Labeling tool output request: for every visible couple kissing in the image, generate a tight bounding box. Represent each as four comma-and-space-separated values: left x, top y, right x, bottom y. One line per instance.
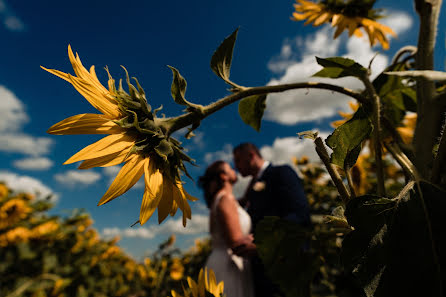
198, 143, 311, 297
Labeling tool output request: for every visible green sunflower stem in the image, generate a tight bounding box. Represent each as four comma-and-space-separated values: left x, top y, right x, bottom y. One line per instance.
362, 76, 386, 197
314, 137, 351, 204
164, 82, 366, 136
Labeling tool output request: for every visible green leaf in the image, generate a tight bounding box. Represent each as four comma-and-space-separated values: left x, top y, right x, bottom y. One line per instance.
341, 182, 446, 297
313, 57, 367, 79
255, 217, 316, 297
326, 107, 372, 168
238, 94, 267, 131
210, 28, 238, 84
167, 65, 190, 106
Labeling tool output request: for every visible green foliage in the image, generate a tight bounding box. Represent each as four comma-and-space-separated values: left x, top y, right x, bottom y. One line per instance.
237, 94, 267, 131
0, 185, 211, 297
210, 28, 239, 85
326, 107, 372, 168
313, 57, 367, 80
168, 65, 190, 107
255, 217, 316, 297
342, 182, 446, 296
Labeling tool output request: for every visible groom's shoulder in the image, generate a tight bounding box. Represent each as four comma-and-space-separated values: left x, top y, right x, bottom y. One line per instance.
266, 164, 298, 178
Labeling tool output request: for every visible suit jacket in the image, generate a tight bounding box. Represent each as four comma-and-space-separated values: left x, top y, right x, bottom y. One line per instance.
246, 164, 310, 232
245, 164, 311, 297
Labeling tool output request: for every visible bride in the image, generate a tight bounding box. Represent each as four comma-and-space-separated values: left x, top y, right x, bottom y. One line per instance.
198, 160, 255, 297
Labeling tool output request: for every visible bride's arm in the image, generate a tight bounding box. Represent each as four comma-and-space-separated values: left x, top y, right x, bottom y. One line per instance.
216, 194, 244, 248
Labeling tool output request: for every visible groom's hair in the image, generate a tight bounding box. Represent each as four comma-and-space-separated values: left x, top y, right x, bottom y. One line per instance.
233, 142, 262, 158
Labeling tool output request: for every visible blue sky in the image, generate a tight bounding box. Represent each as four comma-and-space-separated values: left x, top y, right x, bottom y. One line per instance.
0, 0, 444, 259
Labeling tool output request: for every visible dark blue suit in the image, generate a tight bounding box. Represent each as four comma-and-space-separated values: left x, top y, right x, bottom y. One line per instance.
246, 164, 310, 297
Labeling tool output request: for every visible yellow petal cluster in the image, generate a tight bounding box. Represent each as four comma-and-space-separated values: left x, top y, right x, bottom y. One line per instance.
292, 0, 396, 49
42, 46, 196, 226
171, 268, 224, 297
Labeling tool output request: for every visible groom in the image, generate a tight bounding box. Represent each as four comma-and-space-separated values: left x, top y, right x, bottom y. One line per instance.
232, 142, 311, 297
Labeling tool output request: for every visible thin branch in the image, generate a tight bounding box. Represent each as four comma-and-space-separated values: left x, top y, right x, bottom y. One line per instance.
344, 165, 356, 198
164, 81, 367, 134
392, 180, 415, 201
384, 141, 420, 181
314, 137, 351, 204
391, 45, 417, 64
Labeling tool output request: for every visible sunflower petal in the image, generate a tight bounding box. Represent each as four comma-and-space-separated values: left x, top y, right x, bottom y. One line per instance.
140, 159, 164, 225
64, 133, 134, 165
158, 179, 174, 223
47, 113, 123, 135
98, 154, 145, 205
68, 75, 120, 118
40, 67, 71, 83
78, 149, 131, 169
68, 45, 110, 96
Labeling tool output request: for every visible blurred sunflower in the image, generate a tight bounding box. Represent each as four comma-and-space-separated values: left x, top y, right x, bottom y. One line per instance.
42, 46, 196, 226
30, 220, 60, 237
170, 258, 185, 280
171, 268, 224, 297
0, 198, 32, 229
0, 226, 31, 247
292, 0, 396, 49
396, 113, 416, 144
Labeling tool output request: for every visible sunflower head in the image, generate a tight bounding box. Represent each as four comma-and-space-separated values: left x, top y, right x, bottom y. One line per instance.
43, 46, 197, 227
292, 0, 396, 49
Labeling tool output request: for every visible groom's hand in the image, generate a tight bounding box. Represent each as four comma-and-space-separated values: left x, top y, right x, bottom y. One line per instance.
232, 235, 256, 257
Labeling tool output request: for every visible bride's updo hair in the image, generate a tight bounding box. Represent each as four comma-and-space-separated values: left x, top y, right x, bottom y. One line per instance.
198, 160, 226, 208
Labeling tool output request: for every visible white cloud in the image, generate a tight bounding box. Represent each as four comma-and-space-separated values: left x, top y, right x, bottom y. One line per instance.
204, 143, 233, 164
0, 1, 25, 32
13, 157, 53, 170
0, 86, 53, 156
0, 85, 28, 132
0, 171, 59, 202
0, 134, 54, 156
54, 170, 101, 187
264, 11, 413, 126
380, 11, 413, 36
260, 133, 329, 165
103, 214, 209, 239
4, 16, 24, 31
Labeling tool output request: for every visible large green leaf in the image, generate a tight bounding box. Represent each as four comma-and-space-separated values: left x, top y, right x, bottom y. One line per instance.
341, 182, 446, 297
238, 94, 267, 131
326, 107, 372, 168
210, 28, 238, 84
255, 217, 316, 297
313, 57, 367, 79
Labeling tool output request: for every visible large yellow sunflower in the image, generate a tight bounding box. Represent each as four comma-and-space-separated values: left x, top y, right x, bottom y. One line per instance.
292, 0, 396, 49
42, 46, 196, 226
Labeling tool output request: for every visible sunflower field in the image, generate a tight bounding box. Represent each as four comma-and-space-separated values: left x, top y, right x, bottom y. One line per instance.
0, 183, 210, 297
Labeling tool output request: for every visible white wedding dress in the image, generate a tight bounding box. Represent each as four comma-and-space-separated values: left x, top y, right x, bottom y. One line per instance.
205, 191, 255, 297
